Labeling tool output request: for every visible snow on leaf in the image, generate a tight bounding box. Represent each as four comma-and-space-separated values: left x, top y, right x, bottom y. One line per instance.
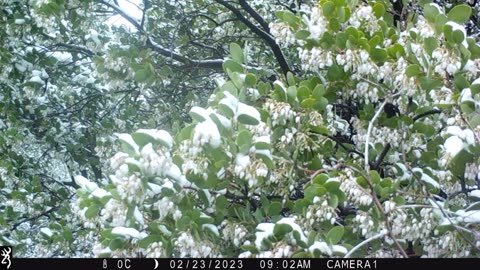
236, 102, 260, 125
166, 164, 182, 181
469, 190, 480, 199
444, 135, 464, 157
277, 217, 307, 243
411, 168, 440, 189
29, 76, 44, 84
455, 210, 480, 223
116, 133, 140, 155
190, 106, 210, 122
40, 228, 54, 237
134, 129, 173, 148
111, 227, 143, 239
332, 245, 348, 255
255, 222, 275, 249
202, 224, 219, 237
155, 130, 173, 148
193, 119, 222, 147
74, 175, 99, 193
445, 21, 468, 47
91, 188, 110, 198
133, 207, 144, 226
309, 241, 332, 256
420, 172, 440, 189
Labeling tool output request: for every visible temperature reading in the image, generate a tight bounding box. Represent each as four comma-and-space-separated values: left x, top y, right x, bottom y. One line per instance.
117, 259, 131, 269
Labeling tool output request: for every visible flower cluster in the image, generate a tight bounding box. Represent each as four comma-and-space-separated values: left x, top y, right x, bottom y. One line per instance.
390, 207, 439, 242
269, 22, 296, 47
305, 196, 337, 227
221, 221, 248, 247
256, 242, 294, 258
348, 5, 380, 35
174, 231, 217, 257
100, 199, 128, 227
325, 105, 350, 136
298, 48, 334, 72
303, 7, 327, 40
339, 169, 373, 206
110, 166, 145, 204
352, 211, 379, 238
409, 17, 435, 39
145, 242, 164, 258
233, 153, 268, 188
465, 163, 480, 183
424, 231, 472, 257
264, 99, 297, 127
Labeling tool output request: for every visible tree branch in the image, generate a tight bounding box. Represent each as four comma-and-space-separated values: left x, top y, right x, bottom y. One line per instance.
239, 0, 270, 32
413, 109, 441, 122
372, 143, 391, 171
344, 230, 388, 258
100, 0, 224, 70
214, 0, 291, 75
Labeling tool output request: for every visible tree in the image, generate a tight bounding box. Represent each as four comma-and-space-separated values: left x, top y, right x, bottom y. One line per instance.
1, 0, 480, 258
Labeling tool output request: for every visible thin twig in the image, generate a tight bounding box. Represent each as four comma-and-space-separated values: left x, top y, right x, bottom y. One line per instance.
363, 98, 408, 258
344, 230, 388, 258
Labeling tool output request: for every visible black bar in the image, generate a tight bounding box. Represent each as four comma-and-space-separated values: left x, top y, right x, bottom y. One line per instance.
2, 258, 479, 270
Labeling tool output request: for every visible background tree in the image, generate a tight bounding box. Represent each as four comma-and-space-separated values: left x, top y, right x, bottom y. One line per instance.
1, 0, 480, 257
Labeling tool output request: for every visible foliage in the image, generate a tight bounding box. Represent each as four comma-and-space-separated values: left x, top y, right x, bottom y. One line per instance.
1, 0, 480, 258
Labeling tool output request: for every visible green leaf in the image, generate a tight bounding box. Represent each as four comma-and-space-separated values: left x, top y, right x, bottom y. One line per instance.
312, 174, 328, 185
393, 196, 406, 205
297, 86, 310, 101
296, 30, 310, 40
449, 149, 474, 176
245, 74, 257, 87
336, 32, 348, 49
223, 59, 243, 73
405, 64, 422, 77
85, 204, 100, 219
176, 216, 191, 231
326, 226, 344, 245
283, 11, 299, 26
236, 129, 252, 148
292, 230, 307, 248
63, 227, 73, 242
134, 69, 148, 83
413, 122, 435, 137
454, 74, 470, 91
452, 29, 465, 44
273, 223, 293, 238
424, 37, 438, 55
322, 1, 335, 18
328, 194, 339, 208
138, 234, 163, 248
230, 43, 244, 63
287, 86, 297, 103
109, 238, 126, 250
447, 4, 471, 24
370, 48, 387, 63
255, 141, 271, 150
435, 14, 447, 35
215, 195, 228, 211
287, 72, 296, 86
373, 3, 385, 18
324, 181, 341, 193
328, 18, 340, 32
268, 202, 282, 216
424, 4, 440, 23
